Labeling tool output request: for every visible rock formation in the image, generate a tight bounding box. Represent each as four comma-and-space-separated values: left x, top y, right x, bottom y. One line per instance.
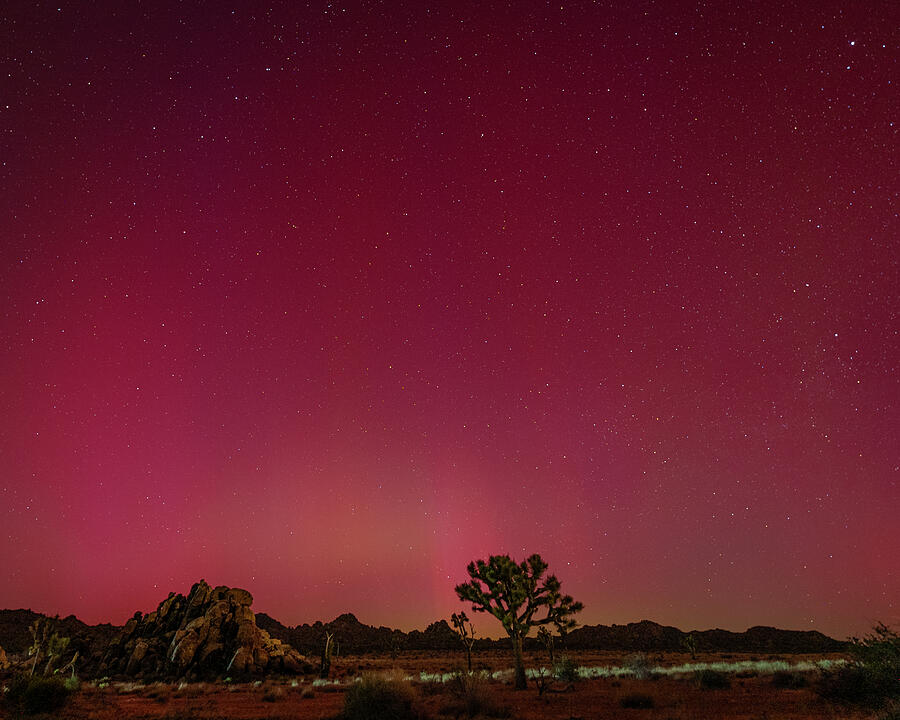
100, 580, 309, 679
0, 644, 9, 671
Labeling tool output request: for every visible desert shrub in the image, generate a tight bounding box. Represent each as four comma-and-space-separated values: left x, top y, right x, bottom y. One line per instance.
553, 653, 579, 683
441, 671, 510, 719
772, 670, 808, 689
144, 682, 171, 701
876, 701, 900, 720
626, 653, 653, 679
115, 681, 144, 694
343, 674, 426, 720
695, 669, 730, 689
3, 674, 71, 715
818, 664, 871, 705
262, 686, 284, 702
533, 667, 554, 696
620, 692, 655, 708
63, 675, 81, 691
174, 683, 204, 698
818, 623, 900, 709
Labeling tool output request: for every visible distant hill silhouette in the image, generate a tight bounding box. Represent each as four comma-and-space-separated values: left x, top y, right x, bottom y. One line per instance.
256, 612, 460, 655
563, 619, 844, 654
0, 608, 119, 660
1, 604, 846, 676
254, 613, 845, 656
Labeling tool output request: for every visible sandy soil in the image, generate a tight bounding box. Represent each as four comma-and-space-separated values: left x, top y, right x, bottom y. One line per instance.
1, 651, 880, 720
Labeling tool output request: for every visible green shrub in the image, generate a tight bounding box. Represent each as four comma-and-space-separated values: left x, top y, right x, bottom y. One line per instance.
343, 674, 426, 720
620, 692, 654, 708
818, 623, 900, 709
695, 669, 731, 689
3, 674, 71, 715
626, 653, 653, 679
553, 654, 579, 683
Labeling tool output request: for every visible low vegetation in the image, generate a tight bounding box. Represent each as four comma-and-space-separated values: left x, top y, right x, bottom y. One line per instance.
772, 669, 809, 688
2, 674, 71, 715
552, 653, 579, 683
817, 622, 900, 709
440, 671, 511, 718
695, 668, 731, 689
342, 673, 426, 720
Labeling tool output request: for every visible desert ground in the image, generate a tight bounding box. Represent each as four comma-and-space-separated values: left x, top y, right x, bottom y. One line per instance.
4, 649, 880, 720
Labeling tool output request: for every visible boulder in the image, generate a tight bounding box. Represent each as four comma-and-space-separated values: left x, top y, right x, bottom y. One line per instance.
100, 580, 307, 679
197, 641, 224, 665
170, 634, 199, 668
226, 646, 254, 674
125, 639, 149, 675
226, 588, 253, 607
0, 645, 8, 671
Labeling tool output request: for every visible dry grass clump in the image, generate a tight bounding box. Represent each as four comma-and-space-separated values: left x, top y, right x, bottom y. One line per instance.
173, 681, 209, 697
261, 684, 285, 702
143, 682, 172, 702
771, 669, 809, 688
695, 669, 731, 689
438, 672, 511, 719
342, 673, 428, 720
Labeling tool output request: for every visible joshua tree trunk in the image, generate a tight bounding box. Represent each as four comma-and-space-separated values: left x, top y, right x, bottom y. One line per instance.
465, 644, 472, 673
511, 631, 527, 690
320, 632, 334, 679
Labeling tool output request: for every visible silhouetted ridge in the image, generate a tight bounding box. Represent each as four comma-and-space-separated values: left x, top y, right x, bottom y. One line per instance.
1, 604, 846, 674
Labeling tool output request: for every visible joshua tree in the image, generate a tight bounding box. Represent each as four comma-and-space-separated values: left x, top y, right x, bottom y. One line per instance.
451, 611, 477, 672
27, 617, 72, 677
537, 626, 555, 665
58, 650, 79, 679
389, 632, 404, 661
682, 632, 698, 660
320, 631, 335, 679
43, 633, 70, 676
455, 553, 583, 690
28, 618, 49, 676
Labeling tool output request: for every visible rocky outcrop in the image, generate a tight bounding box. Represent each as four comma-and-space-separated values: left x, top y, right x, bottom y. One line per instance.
100, 580, 309, 679
0, 644, 9, 671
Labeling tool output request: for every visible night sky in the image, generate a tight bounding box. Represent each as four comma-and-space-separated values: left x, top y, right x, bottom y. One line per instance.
2, 0, 897, 641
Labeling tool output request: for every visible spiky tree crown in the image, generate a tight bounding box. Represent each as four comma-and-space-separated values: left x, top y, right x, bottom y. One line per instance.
454, 553, 583, 637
